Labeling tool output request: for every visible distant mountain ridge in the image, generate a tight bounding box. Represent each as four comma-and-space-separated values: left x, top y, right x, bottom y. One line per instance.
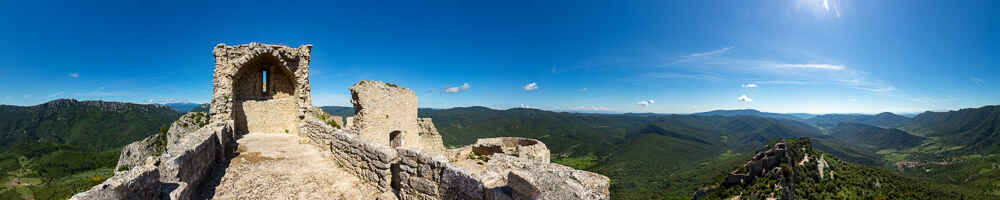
806, 112, 911, 129
693, 109, 812, 121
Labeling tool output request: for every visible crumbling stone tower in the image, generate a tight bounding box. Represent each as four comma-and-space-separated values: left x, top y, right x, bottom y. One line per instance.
210, 43, 314, 134
347, 80, 423, 149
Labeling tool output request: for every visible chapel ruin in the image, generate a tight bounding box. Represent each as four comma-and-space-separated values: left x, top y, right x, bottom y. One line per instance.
71, 43, 610, 200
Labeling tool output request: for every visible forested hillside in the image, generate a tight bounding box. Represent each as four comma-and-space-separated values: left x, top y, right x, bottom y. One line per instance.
0, 99, 180, 199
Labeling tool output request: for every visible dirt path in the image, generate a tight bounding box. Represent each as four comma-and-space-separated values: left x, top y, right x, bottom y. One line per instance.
201, 132, 379, 200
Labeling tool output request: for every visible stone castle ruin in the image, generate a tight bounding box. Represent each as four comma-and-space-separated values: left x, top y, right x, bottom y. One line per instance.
72, 43, 609, 200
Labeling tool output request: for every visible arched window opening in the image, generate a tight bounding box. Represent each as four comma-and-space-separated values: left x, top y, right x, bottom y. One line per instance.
390, 131, 402, 148
261, 69, 269, 95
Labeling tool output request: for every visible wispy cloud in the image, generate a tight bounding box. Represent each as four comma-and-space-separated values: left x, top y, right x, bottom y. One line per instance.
741, 83, 758, 88
637, 99, 655, 107
675, 47, 733, 63
579, 88, 588, 92
971, 77, 985, 86
523, 82, 539, 91
68, 73, 80, 78
444, 82, 471, 94
738, 94, 753, 102
644, 73, 723, 81
773, 64, 845, 70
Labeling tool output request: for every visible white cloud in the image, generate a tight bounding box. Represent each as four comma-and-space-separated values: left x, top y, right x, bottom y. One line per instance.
636, 99, 655, 107
68, 73, 79, 78
579, 88, 588, 92
738, 94, 753, 102
741, 83, 758, 88
444, 82, 471, 94
519, 104, 535, 109
523, 82, 539, 91
773, 64, 845, 70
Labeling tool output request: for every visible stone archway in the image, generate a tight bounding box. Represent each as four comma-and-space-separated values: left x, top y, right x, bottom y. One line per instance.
389, 130, 402, 148
211, 43, 313, 135
232, 54, 299, 134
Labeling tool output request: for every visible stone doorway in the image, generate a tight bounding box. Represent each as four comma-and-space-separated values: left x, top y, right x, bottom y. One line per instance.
389, 131, 402, 148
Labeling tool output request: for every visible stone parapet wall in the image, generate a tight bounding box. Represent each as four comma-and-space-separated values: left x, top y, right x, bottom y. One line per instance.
301, 115, 397, 193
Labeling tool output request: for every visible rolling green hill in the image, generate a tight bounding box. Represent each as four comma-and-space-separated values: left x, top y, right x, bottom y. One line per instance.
0, 99, 180, 200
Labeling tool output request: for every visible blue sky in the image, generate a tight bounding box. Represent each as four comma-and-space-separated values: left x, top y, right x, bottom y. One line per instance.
1, 0, 997, 114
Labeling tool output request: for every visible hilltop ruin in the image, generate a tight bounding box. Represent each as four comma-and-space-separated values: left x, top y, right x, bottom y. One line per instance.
72, 43, 609, 200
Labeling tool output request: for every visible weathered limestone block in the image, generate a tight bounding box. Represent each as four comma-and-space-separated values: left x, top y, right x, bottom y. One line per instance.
70, 162, 160, 200
349, 80, 421, 149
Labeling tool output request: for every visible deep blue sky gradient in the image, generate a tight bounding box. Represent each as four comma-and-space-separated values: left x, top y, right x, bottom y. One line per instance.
2, 0, 997, 114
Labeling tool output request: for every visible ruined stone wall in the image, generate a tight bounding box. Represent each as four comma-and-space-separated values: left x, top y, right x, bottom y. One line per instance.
300, 115, 397, 195
417, 118, 446, 154
73, 120, 236, 200
395, 148, 486, 200
211, 43, 313, 132
236, 97, 299, 134
349, 80, 421, 149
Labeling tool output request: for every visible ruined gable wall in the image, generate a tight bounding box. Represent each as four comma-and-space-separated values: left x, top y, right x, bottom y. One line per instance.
210, 43, 313, 126
349, 80, 421, 149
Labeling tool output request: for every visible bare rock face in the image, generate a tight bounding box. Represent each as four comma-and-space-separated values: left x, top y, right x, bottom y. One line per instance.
71, 161, 161, 200
167, 112, 209, 150
115, 134, 159, 174
349, 80, 421, 149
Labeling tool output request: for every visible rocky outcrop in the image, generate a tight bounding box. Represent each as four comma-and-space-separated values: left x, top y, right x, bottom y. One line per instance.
722, 142, 788, 186
167, 112, 210, 150
115, 134, 159, 174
